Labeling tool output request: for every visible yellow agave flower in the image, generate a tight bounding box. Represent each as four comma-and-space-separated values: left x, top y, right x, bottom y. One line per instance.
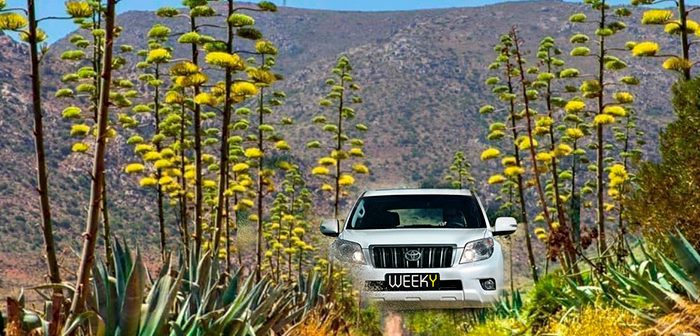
170, 61, 199, 76
139, 177, 157, 187
487, 174, 506, 185
0, 13, 27, 31
504, 166, 525, 177
555, 144, 573, 157
70, 124, 90, 137
593, 114, 615, 125
176, 73, 208, 87
164, 91, 184, 104
311, 166, 330, 175
154, 159, 172, 170
255, 40, 278, 55
71, 142, 89, 153
614, 92, 634, 104
608, 188, 620, 199
339, 174, 355, 186
275, 140, 290, 150
205, 52, 244, 70
565, 128, 584, 139
480, 148, 501, 161
125, 163, 145, 174
641, 9, 673, 25
349, 148, 364, 157
604, 105, 627, 117
536, 152, 553, 162
319, 157, 337, 166
239, 199, 254, 208
665, 19, 699, 35
244, 147, 263, 158
352, 163, 369, 174
564, 100, 586, 114
232, 163, 249, 173
662, 57, 692, 71
146, 48, 171, 64
232, 81, 258, 96
501, 156, 517, 167
194, 92, 217, 106
158, 176, 174, 186
65, 1, 93, 18
143, 151, 161, 162
631, 41, 659, 57
518, 138, 538, 151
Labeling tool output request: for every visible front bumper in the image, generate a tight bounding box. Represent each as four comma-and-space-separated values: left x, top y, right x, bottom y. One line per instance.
349, 251, 504, 309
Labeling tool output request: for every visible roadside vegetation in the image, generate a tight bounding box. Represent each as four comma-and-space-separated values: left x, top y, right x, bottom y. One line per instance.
0, 0, 699, 334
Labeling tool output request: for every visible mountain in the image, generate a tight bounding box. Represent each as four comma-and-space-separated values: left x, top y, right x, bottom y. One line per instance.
0, 0, 679, 290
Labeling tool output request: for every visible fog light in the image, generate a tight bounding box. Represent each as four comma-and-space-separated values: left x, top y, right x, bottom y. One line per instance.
480, 278, 496, 291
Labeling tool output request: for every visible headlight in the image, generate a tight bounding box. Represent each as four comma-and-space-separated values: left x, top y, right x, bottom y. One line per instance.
460, 238, 494, 263
332, 239, 366, 264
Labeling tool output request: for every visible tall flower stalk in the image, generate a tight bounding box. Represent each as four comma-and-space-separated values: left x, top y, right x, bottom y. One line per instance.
69, 0, 118, 316
568, 0, 636, 258
482, 34, 539, 282
0, 0, 65, 292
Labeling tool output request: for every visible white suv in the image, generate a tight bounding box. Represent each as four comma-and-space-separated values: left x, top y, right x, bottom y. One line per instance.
320, 189, 517, 309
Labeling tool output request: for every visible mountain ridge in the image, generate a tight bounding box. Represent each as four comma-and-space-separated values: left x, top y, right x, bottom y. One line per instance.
0, 0, 678, 291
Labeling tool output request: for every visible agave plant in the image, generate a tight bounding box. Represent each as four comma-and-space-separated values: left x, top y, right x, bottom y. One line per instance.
171, 250, 325, 335
600, 232, 700, 321
3, 240, 326, 336
63, 240, 182, 336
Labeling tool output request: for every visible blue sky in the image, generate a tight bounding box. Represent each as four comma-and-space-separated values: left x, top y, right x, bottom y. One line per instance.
4, 0, 646, 43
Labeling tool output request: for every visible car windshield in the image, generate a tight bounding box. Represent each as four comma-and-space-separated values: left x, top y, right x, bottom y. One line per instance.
347, 194, 487, 230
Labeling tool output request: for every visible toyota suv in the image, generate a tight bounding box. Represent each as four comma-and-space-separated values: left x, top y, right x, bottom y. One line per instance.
320, 189, 517, 309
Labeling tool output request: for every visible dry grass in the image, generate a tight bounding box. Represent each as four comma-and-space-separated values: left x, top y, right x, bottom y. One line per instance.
287, 310, 339, 336
547, 305, 642, 336
286, 306, 355, 336
637, 300, 700, 336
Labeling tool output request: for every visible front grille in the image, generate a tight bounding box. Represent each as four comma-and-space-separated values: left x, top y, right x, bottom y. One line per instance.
371, 246, 454, 268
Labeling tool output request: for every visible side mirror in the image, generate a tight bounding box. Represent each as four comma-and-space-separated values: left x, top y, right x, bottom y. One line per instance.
320, 219, 340, 237
493, 217, 517, 236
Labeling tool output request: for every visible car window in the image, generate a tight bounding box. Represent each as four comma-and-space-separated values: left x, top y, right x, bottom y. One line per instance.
348, 194, 486, 229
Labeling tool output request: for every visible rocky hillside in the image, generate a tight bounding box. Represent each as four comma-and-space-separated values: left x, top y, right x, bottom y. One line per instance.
0, 0, 680, 286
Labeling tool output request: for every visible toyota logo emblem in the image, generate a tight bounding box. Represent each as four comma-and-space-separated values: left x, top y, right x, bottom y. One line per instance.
404, 249, 421, 262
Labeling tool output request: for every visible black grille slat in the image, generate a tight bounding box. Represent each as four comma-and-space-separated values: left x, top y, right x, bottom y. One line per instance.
372, 246, 453, 269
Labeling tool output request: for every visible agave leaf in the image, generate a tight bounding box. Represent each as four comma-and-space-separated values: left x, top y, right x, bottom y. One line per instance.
141, 268, 183, 336
600, 281, 656, 323
215, 276, 257, 329
93, 260, 118, 335
63, 311, 106, 336
118, 252, 146, 336
260, 291, 297, 333
565, 278, 593, 305
627, 268, 676, 313
221, 269, 241, 306
29, 283, 76, 295
114, 240, 131, 302
669, 232, 700, 285
660, 254, 699, 300
157, 252, 172, 279
513, 289, 523, 311
169, 322, 185, 336
195, 251, 212, 295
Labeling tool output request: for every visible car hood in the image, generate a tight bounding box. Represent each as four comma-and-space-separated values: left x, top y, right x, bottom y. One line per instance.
339, 228, 490, 248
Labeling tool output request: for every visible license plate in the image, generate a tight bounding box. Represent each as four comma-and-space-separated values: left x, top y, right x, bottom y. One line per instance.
384, 273, 440, 291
